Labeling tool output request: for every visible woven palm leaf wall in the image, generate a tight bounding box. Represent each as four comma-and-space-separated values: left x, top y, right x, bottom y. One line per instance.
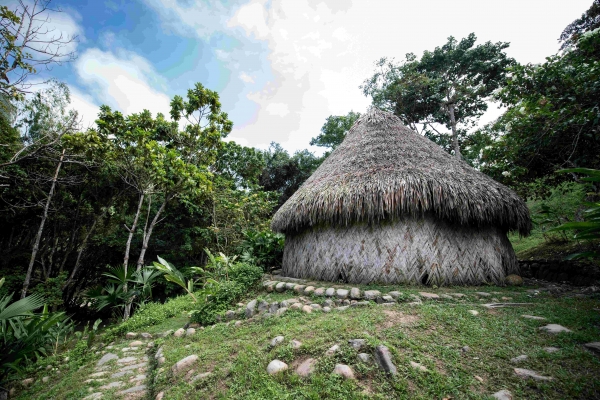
282, 214, 518, 285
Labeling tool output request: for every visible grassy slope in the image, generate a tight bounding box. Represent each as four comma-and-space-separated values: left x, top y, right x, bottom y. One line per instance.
16, 284, 600, 400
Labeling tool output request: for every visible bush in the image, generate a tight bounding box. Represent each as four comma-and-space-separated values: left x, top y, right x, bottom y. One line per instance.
191, 262, 262, 325
238, 230, 284, 270
104, 294, 195, 338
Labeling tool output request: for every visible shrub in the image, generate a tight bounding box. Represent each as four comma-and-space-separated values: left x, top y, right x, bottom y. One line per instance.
238, 230, 284, 270
191, 262, 263, 325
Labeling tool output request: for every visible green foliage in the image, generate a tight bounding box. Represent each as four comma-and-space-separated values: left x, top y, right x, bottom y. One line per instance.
259, 143, 322, 207
239, 230, 285, 270
552, 168, 600, 259
190, 262, 262, 325
362, 33, 515, 157
485, 26, 600, 193
310, 111, 361, 153
103, 293, 197, 339
559, 0, 600, 50
152, 256, 198, 302
0, 286, 72, 384
32, 273, 67, 309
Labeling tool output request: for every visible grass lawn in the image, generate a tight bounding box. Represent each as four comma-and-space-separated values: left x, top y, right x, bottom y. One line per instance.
15, 283, 600, 400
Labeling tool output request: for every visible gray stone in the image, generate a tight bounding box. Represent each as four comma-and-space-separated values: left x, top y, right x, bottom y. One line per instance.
314, 287, 326, 296
461, 346, 470, 353
381, 295, 395, 302
97, 353, 118, 367
452, 293, 466, 298
20, 378, 34, 387
126, 332, 138, 339
225, 310, 236, 321
120, 362, 148, 371
492, 389, 513, 400
510, 355, 528, 363
304, 286, 315, 295
89, 372, 108, 378
357, 353, 372, 363
172, 355, 198, 375
419, 292, 440, 300
544, 347, 560, 353
584, 342, 600, 352
257, 300, 269, 313
117, 385, 146, 395
468, 310, 479, 316
323, 299, 333, 307
186, 328, 196, 336
275, 282, 286, 292
189, 372, 212, 383
131, 374, 146, 382
263, 280, 276, 287
350, 287, 361, 299
294, 285, 306, 294
111, 370, 134, 379
374, 345, 397, 375
285, 282, 296, 290
267, 359, 288, 375
99, 381, 123, 390
286, 298, 299, 304
475, 292, 491, 297
140, 332, 152, 339
270, 335, 285, 347
342, 299, 351, 306
325, 288, 336, 297
83, 393, 102, 399
291, 340, 302, 349
246, 299, 257, 318
337, 289, 349, 299
388, 291, 402, 299
332, 364, 355, 379
269, 303, 279, 313
322, 306, 331, 312
351, 301, 370, 307
280, 300, 289, 308
290, 302, 302, 310
409, 361, 428, 372
174, 328, 185, 337
514, 368, 552, 381
363, 290, 381, 300
130, 340, 144, 346
156, 391, 165, 400
522, 315, 546, 320
302, 305, 313, 313
310, 304, 322, 310
296, 358, 317, 377
117, 356, 138, 364
337, 306, 349, 311
348, 339, 367, 350
275, 307, 288, 316
539, 324, 572, 334
440, 294, 454, 300
326, 344, 340, 356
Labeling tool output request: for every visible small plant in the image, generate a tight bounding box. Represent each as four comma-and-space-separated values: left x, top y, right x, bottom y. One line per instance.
152, 256, 200, 302
238, 229, 284, 270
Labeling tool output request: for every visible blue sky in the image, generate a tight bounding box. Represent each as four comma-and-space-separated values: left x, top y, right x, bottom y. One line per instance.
11, 0, 593, 153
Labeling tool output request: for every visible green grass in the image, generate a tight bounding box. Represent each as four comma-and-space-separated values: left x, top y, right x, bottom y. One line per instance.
14, 283, 600, 400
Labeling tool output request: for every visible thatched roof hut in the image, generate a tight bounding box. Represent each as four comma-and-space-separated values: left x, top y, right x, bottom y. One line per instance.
271, 108, 531, 285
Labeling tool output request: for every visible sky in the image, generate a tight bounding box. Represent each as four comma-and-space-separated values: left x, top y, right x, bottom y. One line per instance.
10, 0, 592, 154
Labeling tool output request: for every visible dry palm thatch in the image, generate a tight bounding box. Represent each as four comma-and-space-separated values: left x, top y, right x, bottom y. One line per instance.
271, 108, 531, 236
272, 108, 531, 285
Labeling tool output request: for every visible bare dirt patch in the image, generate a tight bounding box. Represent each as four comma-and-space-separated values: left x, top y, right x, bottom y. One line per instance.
377, 310, 420, 330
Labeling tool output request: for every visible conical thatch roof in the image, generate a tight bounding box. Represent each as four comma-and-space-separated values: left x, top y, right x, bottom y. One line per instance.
271, 108, 531, 236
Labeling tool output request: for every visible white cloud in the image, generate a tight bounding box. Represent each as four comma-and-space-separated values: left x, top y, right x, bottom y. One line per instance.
75, 48, 171, 117
69, 87, 100, 131
265, 102, 289, 117
146, 0, 592, 152
227, 0, 269, 39
239, 72, 255, 84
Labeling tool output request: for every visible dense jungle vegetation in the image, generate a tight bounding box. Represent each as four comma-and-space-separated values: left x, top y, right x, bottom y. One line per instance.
0, 0, 598, 391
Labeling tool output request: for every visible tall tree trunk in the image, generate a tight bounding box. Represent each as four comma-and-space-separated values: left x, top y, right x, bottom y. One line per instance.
122, 192, 145, 320
63, 214, 100, 289
136, 195, 169, 272
447, 104, 462, 160
21, 149, 65, 299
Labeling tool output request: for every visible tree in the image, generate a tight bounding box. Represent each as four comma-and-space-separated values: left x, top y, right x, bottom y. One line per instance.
310, 111, 361, 153
559, 0, 600, 50
483, 24, 600, 195
362, 33, 515, 159
259, 143, 321, 208
1, 1, 77, 100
